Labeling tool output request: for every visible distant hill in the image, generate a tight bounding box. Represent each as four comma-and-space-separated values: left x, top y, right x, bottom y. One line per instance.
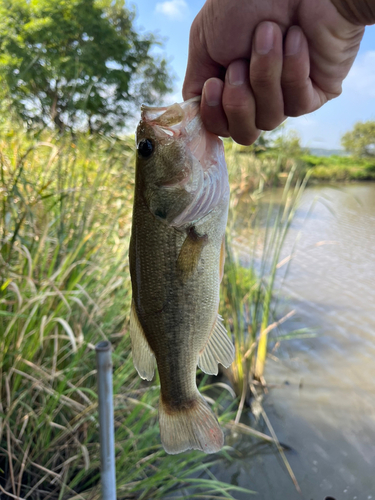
307, 148, 348, 157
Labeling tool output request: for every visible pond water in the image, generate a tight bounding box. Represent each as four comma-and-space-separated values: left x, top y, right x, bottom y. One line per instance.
218, 182, 375, 500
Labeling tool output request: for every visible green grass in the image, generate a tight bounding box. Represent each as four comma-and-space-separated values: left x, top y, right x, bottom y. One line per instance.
0, 125, 257, 499
220, 164, 312, 399
224, 137, 375, 184
302, 154, 375, 181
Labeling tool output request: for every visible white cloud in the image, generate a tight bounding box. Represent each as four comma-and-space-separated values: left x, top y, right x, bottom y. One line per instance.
155, 0, 189, 21
343, 51, 375, 98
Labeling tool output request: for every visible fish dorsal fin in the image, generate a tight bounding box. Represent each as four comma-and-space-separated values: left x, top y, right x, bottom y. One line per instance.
198, 315, 234, 376
129, 301, 155, 381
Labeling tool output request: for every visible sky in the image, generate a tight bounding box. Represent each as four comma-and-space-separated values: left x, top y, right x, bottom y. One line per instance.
133, 0, 375, 150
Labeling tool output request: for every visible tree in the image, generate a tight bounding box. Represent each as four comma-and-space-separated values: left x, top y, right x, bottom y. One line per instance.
271, 129, 303, 158
0, 0, 172, 133
341, 121, 375, 158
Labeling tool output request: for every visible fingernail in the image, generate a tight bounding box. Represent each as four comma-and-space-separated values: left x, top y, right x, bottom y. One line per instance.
204, 79, 222, 106
285, 27, 302, 56
228, 61, 246, 86
255, 22, 274, 55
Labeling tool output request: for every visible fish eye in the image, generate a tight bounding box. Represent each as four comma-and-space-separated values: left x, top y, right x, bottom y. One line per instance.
137, 138, 154, 158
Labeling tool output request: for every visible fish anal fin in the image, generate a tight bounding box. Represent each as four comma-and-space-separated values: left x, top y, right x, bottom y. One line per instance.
129, 301, 155, 381
198, 314, 234, 376
159, 393, 224, 454
177, 226, 208, 282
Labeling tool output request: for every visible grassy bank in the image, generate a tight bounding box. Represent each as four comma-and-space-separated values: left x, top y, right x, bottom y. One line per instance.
302, 154, 375, 181
224, 135, 375, 184
0, 126, 256, 499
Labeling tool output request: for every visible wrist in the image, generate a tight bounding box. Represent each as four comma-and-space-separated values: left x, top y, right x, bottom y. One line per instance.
330, 0, 375, 25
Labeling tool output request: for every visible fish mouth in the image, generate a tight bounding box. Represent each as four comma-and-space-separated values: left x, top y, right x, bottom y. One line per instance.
140, 97, 201, 140
141, 96, 201, 118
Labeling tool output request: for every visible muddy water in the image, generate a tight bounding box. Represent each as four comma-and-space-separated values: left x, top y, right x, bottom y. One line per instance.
219, 183, 375, 500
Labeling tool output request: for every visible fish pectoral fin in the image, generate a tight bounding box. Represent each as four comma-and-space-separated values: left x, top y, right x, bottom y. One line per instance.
176, 226, 208, 282
198, 314, 235, 376
129, 301, 155, 381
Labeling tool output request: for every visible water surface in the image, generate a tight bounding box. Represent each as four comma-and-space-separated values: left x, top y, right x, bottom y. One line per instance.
220, 182, 375, 499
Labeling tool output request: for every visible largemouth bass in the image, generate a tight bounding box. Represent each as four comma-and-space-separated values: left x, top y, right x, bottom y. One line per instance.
129, 96, 234, 454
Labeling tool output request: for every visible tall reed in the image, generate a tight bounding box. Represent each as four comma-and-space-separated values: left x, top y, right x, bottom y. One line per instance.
221, 148, 311, 397
0, 125, 253, 499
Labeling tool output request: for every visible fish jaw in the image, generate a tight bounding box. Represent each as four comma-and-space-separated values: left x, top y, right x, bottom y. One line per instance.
136, 97, 229, 228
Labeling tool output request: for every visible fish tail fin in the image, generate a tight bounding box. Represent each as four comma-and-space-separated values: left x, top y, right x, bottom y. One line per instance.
159, 393, 224, 454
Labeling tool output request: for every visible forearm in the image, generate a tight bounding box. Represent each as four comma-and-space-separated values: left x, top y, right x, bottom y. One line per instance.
330, 0, 375, 25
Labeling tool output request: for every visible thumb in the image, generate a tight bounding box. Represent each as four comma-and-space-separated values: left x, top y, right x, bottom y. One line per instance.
182, 19, 224, 100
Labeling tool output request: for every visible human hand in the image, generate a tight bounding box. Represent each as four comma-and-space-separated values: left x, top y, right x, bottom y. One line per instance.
182, 0, 368, 145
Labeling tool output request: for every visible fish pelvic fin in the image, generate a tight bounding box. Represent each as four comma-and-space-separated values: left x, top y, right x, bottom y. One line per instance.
159, 393, 224, 454
129, 301, 155, 381
198, 314, 235, 376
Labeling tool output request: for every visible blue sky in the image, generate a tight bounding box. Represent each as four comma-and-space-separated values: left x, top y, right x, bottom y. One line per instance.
134, 0, 375, 149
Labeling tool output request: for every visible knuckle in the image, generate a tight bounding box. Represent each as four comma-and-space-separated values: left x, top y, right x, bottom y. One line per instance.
281, 74, 305, 89
256, 116, 284, 131
231, 129, 260, 146
283, 100, 311, 117
222, 92, 259, 144
209, 122, 230, 137
322, 86, 342, 101
189, 14, 208, 53
250, 69, 276, 90
189, 15, 202, 40
281, 81, 313, 116
223, 101, 249, 116
202, 113, 229, 138
181, 81, 189, 100
284, 106, 306, 118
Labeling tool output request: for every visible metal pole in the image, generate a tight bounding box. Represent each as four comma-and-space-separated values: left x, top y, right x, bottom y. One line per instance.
96, 340, 116, 500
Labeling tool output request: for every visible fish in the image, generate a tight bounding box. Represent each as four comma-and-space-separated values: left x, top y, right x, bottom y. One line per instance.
129, 96, 234, 455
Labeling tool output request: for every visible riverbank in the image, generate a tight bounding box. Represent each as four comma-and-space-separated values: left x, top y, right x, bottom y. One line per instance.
224, 141, 375, 206
302, 154, 375, 182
